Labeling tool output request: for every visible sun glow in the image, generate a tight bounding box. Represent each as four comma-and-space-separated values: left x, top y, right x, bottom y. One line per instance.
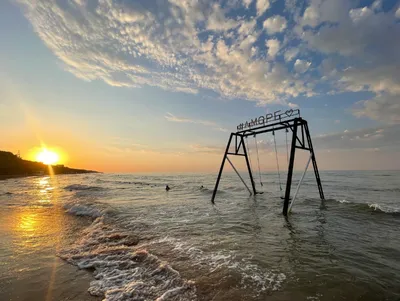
36, 149, 60, 165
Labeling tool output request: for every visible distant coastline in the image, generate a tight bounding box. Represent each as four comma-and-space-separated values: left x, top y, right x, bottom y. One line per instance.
0, 150, 98, 180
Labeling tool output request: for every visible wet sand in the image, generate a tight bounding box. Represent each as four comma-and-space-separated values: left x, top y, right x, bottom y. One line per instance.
0, 200, 99, 301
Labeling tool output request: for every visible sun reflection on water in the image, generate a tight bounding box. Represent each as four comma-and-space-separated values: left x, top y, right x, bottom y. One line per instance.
38, 177, 50, 186
0, 175, 90, 300
18, 213, 38, 232
35, 176, 56, 205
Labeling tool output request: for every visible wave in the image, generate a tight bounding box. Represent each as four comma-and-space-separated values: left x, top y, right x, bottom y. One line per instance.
64, 184, 106, 191
95, 178, 159, 187
63, 200, 105, 218
330, 199, 399, 215
142, 236, 286, 294
368, 203, 400, 214
58, 217, 196, 301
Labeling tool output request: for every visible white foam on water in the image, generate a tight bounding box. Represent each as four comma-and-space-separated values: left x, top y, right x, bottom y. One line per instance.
307, 293, 323, 300
142, 236, 286, 294
64, 184, 105, 191
58, 217, 197, 301
238, 262, 286, 292
63, 200, 103, 218
333, 199, 399, 214
368, 203, 399, 213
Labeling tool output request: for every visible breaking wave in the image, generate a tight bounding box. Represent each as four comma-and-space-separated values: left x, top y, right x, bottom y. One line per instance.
60, 203, 197, 300
63, 200, 105, 218
331, 199, 399, 215
64, 184, 106, 191
142, 236, 286, 294
368, 203, 400, 214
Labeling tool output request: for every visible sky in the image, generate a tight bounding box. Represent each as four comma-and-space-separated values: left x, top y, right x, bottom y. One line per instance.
0, 0, 399, 172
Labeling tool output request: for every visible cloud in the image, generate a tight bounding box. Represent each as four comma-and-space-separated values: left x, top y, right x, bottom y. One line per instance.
13, 0, 400, 122
301, 5, 319, 27
206, 4, 238, 31
288, 102, 299, 108
266, 39, 280, 58
349, 7, 373, 23
256, 0, 270, 16
16, 0, 316, 106
263, 15, 287, 34
300, 2, 400, 96
300, 0, 351, 28
165, 112, 228, 132
284, 47, 299, 62
353, 93, 400, 124
296, 0, 400, 123
314, 124, 400, 151
294, 59, 311, 73
189, 144, 224, 154
396, 7, 400, 18
243, 0, 253, 9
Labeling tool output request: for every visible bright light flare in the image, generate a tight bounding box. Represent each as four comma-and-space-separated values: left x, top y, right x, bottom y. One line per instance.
36, 149, 59, 165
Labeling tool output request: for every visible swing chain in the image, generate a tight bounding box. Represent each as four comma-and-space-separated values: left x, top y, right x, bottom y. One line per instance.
253, 134, 263, 187
245, 136, 253, 174
273, 127, 283, 196
285, 128, 289, 164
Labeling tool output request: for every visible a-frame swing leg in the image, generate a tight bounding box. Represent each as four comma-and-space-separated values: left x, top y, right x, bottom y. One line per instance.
241, 136, 257, 195
283, 119, 298, 216
211, 134, 233, 204
211, 134, 257, 204
304, 122, 325, 200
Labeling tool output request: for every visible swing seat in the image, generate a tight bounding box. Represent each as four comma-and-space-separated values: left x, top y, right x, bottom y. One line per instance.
255, 191, 264, 194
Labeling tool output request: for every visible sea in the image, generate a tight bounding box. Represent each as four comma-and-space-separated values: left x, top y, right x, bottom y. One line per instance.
0, 171, 399, 301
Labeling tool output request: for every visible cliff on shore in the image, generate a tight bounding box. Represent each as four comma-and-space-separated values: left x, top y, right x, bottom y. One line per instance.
0, 150, 98, 179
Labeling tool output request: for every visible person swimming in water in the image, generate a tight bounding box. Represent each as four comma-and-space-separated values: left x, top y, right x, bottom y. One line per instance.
166, 185, 170, 191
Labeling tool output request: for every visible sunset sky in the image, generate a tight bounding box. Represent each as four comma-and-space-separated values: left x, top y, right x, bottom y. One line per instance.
1, 0, 399, 172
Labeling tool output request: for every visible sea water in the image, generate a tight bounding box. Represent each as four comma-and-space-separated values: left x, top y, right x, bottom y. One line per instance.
0, 171, 399, 300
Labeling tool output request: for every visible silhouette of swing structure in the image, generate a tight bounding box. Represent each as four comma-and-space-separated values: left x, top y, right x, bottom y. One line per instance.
211, 111, 324, 216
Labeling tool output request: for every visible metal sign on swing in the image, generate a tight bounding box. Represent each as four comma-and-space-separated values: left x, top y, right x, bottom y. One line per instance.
237, 109, 300, 131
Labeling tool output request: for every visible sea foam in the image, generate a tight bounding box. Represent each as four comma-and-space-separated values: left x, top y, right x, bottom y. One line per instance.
64, 184, 105, 191
58, 217, 197, 300
63, 200, 104, 218
141, 236, 287, 294
368, 203, 399, 214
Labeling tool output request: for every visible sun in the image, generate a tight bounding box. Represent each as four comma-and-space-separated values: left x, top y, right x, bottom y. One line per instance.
36, 149, 59, 165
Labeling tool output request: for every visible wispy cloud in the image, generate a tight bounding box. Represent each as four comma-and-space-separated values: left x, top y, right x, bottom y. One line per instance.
189, 144, 224, 154
353, 93, 400, 124
313, 125, 400, 151
288, 102, 299, 108
165, 112, 228, 132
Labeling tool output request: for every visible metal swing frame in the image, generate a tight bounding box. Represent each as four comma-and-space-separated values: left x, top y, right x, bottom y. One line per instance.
211, 117, 325, 216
